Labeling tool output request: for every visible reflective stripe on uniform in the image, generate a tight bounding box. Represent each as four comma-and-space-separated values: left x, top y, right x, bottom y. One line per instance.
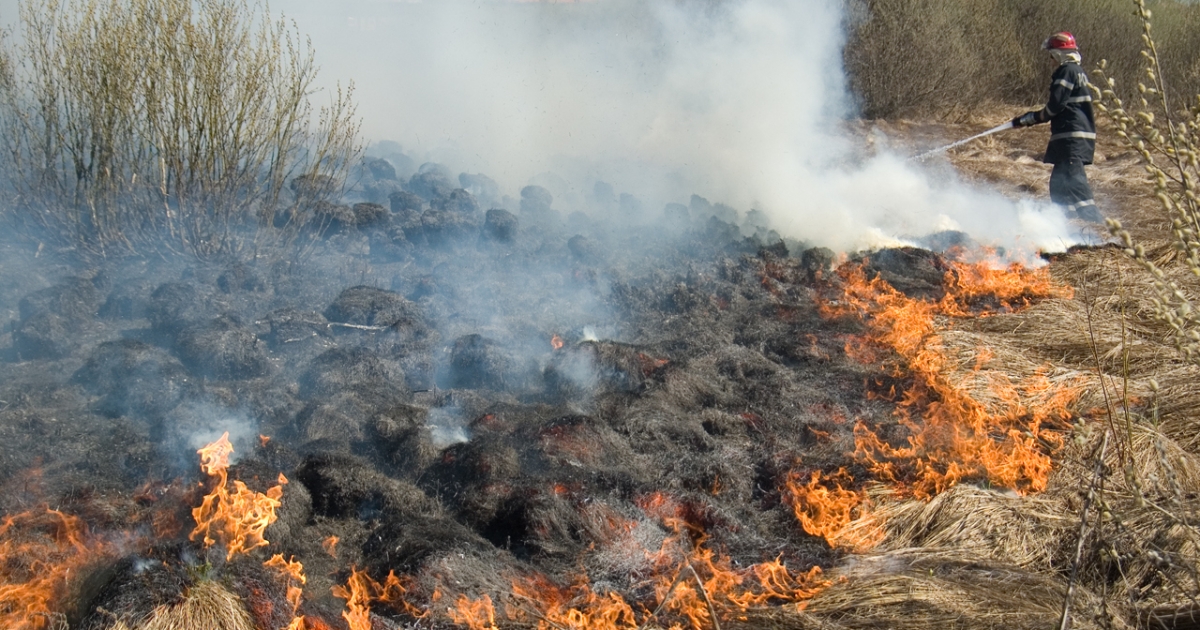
1065, 200, 1097, 211
1050, 131, 1096, 141
1054, 79, 1075, 89
1066, 95, 1092, 103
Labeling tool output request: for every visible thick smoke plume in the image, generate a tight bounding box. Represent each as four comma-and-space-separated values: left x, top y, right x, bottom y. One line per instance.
291, 0, 1084, 256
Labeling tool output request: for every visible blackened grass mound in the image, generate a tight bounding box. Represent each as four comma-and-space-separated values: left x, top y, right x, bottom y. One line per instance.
74, 339, 193, 420
855, 246, 952, 301
176, 315, 272, 380
324, 286, 425, 330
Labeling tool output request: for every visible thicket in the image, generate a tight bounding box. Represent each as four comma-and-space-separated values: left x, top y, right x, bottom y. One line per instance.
845, 0, 1200, 119
0, 0, 361, 257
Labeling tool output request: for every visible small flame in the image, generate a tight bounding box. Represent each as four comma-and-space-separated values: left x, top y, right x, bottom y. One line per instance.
190, 432, 287, 560
197, 432, 235, 476
322, 535, 339, 557
551, 334, 565, 350
636, 352, 670, 376
259, 434, 271, 447
323, 494, 833, 630
265, 554, 307, 630
333, 566, 427, 630
449, 594, 498, 630
495, 507, 832, 630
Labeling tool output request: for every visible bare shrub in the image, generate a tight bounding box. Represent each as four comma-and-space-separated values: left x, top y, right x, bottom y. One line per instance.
0, 0, 361, 257
1098, 1, 1200, 365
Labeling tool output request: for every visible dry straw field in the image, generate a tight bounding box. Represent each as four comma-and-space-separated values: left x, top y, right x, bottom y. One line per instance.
837, 2, 1200, 627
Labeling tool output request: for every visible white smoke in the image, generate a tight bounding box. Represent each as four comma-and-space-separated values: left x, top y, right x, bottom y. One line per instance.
0, 0, 1090, 256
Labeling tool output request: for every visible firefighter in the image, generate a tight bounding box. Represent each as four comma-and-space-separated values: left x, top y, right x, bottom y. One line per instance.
1012, 32, 1103, 223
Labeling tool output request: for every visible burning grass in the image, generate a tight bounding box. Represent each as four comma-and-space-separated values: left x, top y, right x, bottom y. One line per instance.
191, 432, 288, 561
782, 469, 882, 552
820, 259, 1081, 499
441, 525, 834, 630
0, 112, 1196, 630
0, 508, 108, 630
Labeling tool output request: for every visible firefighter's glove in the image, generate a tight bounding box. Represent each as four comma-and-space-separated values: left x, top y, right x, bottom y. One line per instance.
1011, 112, 1038, 128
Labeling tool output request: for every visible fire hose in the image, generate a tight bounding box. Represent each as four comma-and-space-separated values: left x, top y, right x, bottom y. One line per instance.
909, 120, 1014, 161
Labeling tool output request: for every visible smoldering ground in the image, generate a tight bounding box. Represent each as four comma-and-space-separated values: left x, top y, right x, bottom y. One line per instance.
0, 166, 894, 627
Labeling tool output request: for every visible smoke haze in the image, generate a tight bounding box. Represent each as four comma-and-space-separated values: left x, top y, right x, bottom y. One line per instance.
283, 0, 1088, 256
0, 0, 1089, 255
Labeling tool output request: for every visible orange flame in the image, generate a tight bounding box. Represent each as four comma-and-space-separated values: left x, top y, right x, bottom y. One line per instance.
508, 575, 638, 630
498, 523, 832, 630
334, 495, 833, 630
636, 352, 670, 376
190, 432, 287, 559
449, 594, 498, 630
265, 554, 307, 630
322, 535, 339, 558
333, 566, 427, 630
782, 469, 882, 551
822, 262, 1079, 499
0, 508, 107, 630
551, 334, 565, 350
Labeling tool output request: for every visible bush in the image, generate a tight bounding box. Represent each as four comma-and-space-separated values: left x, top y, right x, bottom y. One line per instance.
1099, 1, 1200, 365
846, 0, 1200, 118
0, 0, 361, 256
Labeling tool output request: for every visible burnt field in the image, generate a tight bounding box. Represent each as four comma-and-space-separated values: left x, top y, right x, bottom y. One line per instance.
0, 153, 1197, 630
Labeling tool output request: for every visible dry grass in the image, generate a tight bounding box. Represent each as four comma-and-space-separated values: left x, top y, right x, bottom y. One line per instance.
785, 108, 1200, 628
862, 483, 1074, 571
807, 550, 1125, 630
105, 580, 255, 630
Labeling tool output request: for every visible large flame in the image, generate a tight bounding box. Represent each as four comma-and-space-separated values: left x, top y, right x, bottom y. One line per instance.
0, 508, 106, 630
822, 260, 1079, 499
190, 432, 287, 560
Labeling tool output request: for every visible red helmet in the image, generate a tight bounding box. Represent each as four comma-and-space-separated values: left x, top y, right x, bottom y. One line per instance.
1042, 32, 1078, 50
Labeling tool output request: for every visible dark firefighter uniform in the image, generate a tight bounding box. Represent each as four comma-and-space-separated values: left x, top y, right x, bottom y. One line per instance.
1013, 35, 1102, 223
